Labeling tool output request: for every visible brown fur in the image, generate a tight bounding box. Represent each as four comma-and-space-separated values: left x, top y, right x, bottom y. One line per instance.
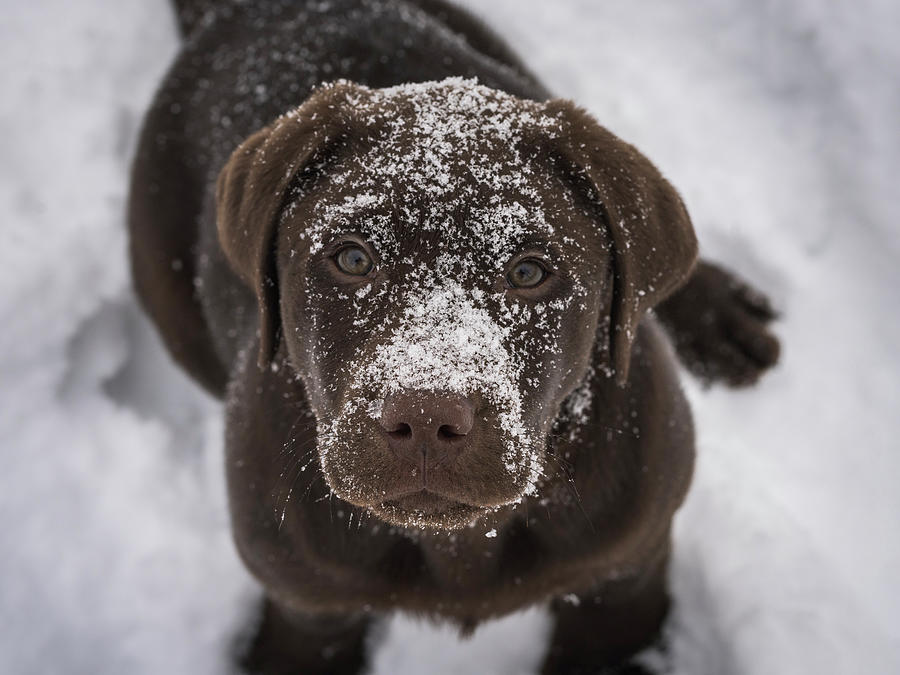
129, 1, 779, 672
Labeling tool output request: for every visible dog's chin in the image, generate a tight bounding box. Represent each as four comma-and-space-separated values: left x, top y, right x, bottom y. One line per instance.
368, 491, 491, 531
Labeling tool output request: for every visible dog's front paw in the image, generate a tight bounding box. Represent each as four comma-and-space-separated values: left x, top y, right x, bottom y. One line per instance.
656, 261, 781, 387
541, 659, 658, 675
541, 633, 669, 675
235, 599, 371, 675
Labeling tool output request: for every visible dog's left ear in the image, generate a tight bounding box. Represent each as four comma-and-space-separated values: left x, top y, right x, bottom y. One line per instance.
216, 82, 370, 367
544, 100, 698, 385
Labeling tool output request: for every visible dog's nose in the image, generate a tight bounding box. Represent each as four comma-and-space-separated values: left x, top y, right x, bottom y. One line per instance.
380, 392, 475, 471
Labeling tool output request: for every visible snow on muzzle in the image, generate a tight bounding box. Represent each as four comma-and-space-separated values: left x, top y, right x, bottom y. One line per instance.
316, 280, 542, 504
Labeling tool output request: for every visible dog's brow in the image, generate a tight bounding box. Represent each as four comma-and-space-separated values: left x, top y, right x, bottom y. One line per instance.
504, 234, 560, 256
298, 78, 567, 263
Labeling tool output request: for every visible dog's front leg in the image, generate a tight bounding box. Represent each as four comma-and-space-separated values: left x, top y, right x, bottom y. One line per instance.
238, 597, 372, 675
540, 554, 670, 675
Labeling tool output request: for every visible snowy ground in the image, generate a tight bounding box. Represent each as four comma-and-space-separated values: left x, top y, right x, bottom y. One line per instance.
1, 0, 898, 673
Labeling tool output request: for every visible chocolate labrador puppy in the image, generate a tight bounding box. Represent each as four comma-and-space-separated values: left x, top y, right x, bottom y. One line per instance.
128, 0, 779, 672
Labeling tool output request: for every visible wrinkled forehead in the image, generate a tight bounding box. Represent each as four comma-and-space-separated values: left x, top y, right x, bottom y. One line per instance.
290, 78, 591, 273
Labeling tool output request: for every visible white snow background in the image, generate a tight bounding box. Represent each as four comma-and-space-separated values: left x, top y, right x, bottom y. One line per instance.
1, 0, 898, 673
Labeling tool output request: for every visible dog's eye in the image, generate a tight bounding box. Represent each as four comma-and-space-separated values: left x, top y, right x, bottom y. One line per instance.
508, 259, 547, 289
335, 246, 373, 276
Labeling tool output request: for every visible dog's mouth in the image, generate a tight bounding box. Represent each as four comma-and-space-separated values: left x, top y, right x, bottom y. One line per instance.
372, 490, 489, 530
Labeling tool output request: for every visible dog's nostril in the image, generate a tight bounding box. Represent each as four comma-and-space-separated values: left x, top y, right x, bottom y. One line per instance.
437, 425, 466, 442
387, 422, 412, 439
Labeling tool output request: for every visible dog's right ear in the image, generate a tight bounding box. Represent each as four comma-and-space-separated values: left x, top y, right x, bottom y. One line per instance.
215, 81, 371, 367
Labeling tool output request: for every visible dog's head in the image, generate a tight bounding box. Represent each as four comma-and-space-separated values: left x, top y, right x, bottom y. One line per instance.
217, 78, 696, 530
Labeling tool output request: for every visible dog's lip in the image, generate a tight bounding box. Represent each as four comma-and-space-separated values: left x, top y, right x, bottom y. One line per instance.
379, 489, 479, 515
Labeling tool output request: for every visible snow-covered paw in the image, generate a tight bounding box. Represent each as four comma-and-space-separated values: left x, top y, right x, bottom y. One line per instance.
656, 261, 781, 387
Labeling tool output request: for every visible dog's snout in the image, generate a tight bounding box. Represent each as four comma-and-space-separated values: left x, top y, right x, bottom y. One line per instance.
380, 392, 475, 470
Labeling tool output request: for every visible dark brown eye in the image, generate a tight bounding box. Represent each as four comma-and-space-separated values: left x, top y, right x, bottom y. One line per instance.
335, 246, 373, 276
508, 259, 547, 289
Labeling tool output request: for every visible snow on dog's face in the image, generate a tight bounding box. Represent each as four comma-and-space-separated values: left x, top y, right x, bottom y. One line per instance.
216, 78, 697, 530
278, 80, 607, 529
